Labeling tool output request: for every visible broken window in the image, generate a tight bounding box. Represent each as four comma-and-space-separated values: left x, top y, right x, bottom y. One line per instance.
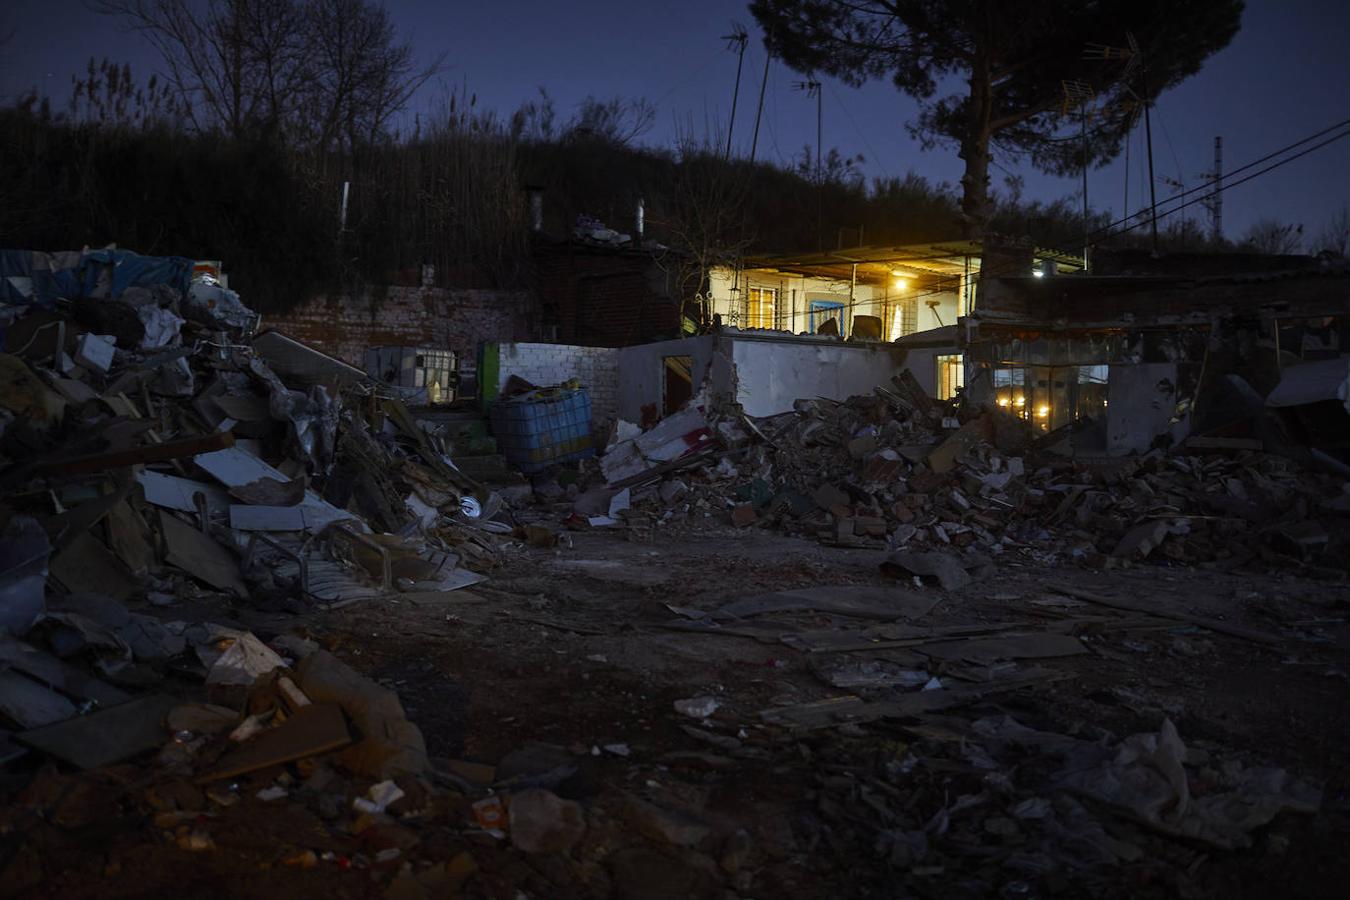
745, 286, 777, 329
935, 354, 964, 400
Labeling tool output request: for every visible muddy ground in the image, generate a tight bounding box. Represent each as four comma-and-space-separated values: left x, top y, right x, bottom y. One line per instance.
7, 521, 1350, 899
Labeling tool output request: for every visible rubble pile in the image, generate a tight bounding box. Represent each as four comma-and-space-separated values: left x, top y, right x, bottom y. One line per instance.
590, 382, 1350, 574
0, 249, 541, 890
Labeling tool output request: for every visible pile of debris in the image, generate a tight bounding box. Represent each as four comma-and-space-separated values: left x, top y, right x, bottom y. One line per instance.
577, 375, 1349, 574
1, 246, 508, 619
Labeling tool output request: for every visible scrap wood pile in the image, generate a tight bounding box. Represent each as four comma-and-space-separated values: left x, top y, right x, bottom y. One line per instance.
583, 373, 1350, 574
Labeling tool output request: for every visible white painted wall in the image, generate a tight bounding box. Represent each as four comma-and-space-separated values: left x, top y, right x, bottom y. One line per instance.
1105, 362, 1188, 454
729, 336, 905, 417
615, 335, 718, 424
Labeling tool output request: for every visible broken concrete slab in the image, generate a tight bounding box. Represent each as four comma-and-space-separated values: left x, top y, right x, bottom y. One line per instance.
0, 669, 78, 728
0, 635, 130, 707
16, 694, 177, 769
1112, 520, 1171, 559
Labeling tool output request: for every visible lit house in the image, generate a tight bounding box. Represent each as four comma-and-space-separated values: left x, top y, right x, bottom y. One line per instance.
705, 242, 1082, 398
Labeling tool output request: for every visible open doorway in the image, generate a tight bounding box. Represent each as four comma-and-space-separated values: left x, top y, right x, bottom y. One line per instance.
663, 355, 693, 415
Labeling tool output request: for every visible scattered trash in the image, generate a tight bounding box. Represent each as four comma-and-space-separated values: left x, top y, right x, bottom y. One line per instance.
673, 696, 719, 718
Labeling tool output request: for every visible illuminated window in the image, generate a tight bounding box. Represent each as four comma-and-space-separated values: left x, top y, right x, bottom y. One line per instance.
935, 354, 964, 400
890, 298, 918, 338
745, 287, 777, 329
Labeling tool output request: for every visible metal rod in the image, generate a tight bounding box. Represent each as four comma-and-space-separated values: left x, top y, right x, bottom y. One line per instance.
1141, 68, 1159, 252
725, 37, 747, 158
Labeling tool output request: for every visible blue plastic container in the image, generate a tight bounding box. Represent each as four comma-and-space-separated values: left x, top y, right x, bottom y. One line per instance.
489, 387, 595, 473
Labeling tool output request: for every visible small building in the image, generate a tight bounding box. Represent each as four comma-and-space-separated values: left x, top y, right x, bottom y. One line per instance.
965, 251, 1350, 457
705, 242, 1081, 341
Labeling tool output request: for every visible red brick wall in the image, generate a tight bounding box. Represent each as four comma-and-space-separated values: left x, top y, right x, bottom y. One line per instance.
261, 287, 537, 365
534, 245, 680, 348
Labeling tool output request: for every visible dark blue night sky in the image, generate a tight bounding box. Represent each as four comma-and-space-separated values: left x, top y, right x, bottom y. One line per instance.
3, 0, 1348, 241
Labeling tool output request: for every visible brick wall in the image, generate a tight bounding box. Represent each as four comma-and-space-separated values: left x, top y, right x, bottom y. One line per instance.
261, 286, 537, 367
533, 243, 681, 347
495, 342, 620, 425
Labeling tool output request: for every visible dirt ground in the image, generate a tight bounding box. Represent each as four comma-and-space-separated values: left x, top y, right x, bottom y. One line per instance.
7, 520, 1349, 899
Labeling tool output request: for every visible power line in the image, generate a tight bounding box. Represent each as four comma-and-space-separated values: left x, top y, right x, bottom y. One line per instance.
793, 117, 1350, 318
826, 81, 890, 181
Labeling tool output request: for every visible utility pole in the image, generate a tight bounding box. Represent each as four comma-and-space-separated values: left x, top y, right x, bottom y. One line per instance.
722, 25, 749, 159
1142, 73, 1159, 253
1086, 32, 1156, 252
1212, 136, 1223, 241
748, 46, 771, 163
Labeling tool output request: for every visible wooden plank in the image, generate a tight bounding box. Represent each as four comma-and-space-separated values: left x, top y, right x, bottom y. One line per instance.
31, 430, 234, 476
197, 703, 352, 783
160, 511, 247, 596
16, 694, 177, 769
1048, 583, 1284, 646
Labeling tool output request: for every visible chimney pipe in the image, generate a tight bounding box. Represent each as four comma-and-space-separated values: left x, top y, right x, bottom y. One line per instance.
526, 186, 544, 233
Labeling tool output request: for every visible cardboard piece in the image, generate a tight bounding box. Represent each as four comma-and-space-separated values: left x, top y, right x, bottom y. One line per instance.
198, 702, 352, 782
16, 694, 177, 769
160, 512, 247, 596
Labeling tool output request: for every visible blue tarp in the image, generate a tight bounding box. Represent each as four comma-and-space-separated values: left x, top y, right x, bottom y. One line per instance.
0, 248, 194, 308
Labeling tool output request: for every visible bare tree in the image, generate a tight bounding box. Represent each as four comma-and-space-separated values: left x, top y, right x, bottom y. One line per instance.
1241, 218, 1304, 255
89, 0, 440, 147
651, 130, 756, 328
1314, 206, 1350, 257
563, 96, 656, 148
302, 0, 443, 153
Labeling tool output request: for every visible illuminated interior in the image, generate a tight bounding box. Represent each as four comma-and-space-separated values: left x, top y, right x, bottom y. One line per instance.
990, 364, 1109, 431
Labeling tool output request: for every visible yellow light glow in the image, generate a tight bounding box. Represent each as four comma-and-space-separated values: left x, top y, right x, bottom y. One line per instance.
892, 277, 907, 291
1036, 405, 1050, 417
1014, 396, 1026, 407
998, 398, 1010, 407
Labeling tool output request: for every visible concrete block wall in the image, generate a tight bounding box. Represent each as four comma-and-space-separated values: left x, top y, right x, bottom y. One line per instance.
496, 342, 621, 425
261, 287, 535, 367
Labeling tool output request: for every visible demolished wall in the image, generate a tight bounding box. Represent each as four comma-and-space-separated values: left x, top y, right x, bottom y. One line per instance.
263, 287, 536, 368
490, 342, 621, 426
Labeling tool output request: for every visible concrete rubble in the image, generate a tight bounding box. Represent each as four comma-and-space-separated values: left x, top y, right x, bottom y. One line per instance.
0, 247, 1346, 898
